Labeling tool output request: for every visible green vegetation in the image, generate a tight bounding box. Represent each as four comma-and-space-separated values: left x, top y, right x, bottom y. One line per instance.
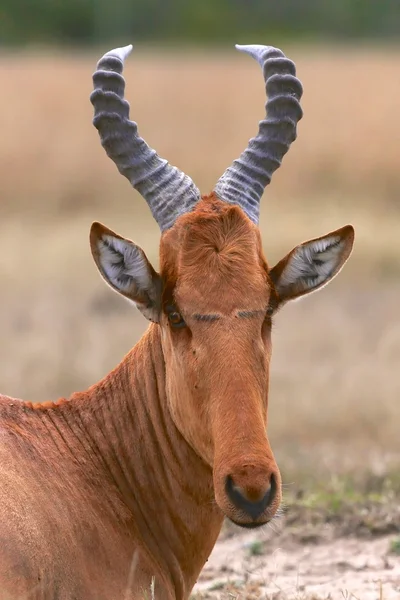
246, 540, 265, 557
286, 473, 400, 512
279, 474, 400, 543
389, 537, 400, 556
1, 0, 399, 46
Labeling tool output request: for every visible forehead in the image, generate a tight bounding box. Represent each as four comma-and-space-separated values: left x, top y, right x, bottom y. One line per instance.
162, 204, 270, 315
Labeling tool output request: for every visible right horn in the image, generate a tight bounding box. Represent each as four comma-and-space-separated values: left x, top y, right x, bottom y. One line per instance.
90, 45, 200, 232
213, 44, 303, 225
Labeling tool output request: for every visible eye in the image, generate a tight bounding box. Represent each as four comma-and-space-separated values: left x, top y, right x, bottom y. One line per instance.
168, 311, 186, 328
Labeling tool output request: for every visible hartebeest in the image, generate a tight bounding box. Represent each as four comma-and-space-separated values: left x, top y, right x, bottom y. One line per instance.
0, 44, 354, 599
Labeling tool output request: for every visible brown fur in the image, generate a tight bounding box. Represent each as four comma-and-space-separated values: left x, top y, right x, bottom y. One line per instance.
0, 194, 354, 599
0, 327, 221, 599
159, 198, 281, 519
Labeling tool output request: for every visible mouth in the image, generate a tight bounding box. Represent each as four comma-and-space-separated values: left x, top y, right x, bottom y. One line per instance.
228, 517, 270, 529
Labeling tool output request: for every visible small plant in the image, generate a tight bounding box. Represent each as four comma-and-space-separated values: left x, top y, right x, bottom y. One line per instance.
389, 536, 400, 555
208, 580, 226, 591
246, 539, 265, 557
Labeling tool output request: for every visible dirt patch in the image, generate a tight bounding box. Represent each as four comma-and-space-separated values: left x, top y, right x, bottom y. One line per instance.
194, 530, 400, 599
193, 501, 400, 599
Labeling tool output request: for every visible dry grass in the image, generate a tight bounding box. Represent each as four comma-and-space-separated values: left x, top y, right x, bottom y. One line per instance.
0, 45, 399, 490
1, 45, 400, 215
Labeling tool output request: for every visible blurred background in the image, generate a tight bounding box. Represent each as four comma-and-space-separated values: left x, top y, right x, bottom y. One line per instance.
0, 0, 399, 495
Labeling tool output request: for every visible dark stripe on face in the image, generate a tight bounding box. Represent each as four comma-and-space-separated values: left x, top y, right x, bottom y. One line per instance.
192, 309, 268, 321
193, 314, 221, 322
237, 309, 266, 319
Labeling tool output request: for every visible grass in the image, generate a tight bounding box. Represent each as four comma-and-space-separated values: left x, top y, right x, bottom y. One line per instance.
246, 540, 266, 557
1, 45, 400, 216
0, 44, 399, 497
388, 538, 400, 556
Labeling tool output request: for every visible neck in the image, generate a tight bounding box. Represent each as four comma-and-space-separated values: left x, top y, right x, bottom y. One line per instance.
42, 325, 223, 597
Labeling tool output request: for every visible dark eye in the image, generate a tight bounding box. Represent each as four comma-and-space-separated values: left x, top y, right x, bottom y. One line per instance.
168, 311, 186, 328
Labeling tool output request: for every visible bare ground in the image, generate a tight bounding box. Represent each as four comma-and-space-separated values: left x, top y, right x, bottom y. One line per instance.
193, 500, 400, 599
194, 530, 400, 599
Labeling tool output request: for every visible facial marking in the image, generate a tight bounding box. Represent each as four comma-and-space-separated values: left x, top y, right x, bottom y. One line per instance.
193, 314, 221, 322
237, 309, 266, 319
191, 309, 268, 321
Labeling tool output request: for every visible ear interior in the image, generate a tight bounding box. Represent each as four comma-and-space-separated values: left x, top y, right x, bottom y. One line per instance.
270, 225, 354, 305
90, 222, 162, 323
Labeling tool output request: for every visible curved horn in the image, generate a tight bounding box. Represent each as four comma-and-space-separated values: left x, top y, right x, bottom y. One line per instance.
214, 44, 303, 225
90, 45, 200, 231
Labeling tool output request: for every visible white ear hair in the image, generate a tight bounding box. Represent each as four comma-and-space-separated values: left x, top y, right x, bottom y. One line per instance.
278, 235, 346, 291
271, 225, 354, 304
98, 235, 153, 294
92, 230, 162, 323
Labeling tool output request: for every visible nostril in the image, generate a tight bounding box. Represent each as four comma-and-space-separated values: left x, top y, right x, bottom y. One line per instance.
225, 473, 277, 520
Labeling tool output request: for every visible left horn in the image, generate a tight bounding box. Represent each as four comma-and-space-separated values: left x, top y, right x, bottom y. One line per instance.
90, 45, 200, 231
214, 44, 303, 225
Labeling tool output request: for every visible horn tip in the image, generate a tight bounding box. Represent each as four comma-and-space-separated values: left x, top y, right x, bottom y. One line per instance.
235, 44, 277, 65
104, 44, 133, 63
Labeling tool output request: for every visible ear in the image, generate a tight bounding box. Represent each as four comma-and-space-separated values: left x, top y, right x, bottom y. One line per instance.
90, 222, 162, 323
269, 225, 354, 307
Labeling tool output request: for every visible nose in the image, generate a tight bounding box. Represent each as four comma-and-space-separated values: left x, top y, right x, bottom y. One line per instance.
225, 473, 277, 520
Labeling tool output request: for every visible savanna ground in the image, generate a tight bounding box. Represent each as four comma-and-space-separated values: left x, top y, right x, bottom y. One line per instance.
0, 44, 399, 598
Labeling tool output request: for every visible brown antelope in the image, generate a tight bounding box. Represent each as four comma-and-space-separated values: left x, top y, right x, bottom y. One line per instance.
0, 44, 354, 599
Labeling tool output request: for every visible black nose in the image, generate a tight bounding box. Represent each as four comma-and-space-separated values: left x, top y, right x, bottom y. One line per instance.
225, 474, 277, 520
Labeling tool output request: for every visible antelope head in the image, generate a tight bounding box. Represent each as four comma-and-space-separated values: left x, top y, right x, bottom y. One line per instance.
89, 45, 354, 528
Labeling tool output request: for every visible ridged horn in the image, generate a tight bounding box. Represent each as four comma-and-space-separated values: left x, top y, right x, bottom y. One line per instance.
214, 44, 303, 225
90, 45, 201, 231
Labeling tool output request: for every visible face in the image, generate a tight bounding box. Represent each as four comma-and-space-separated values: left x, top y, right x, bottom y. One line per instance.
159, 201, 282, 527
90, 196, 354, 529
